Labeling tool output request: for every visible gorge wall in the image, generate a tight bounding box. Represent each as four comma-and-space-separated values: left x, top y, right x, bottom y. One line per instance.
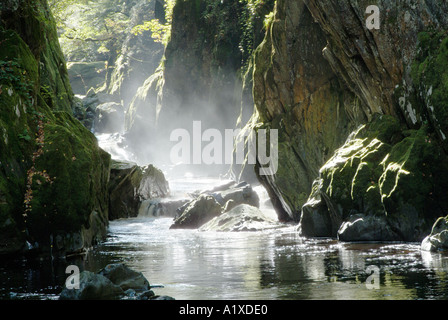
252, 0, 448, 240
0, 0, 111, 257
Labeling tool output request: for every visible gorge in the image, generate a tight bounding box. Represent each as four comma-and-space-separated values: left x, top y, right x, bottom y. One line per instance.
1, 0, 448, 300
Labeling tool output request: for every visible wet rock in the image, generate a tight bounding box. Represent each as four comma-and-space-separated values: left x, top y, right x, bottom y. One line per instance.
59, 263, 172, 300
109, 160, 170, 220
170, 194, 222, 229
337, 214, 399, 242
59, 271, 124, 300
421, 216, 448, 252
98, 263, 150, 292
199, 204, 278, 232
298, 115, 448, 242
138, 198, 190, 218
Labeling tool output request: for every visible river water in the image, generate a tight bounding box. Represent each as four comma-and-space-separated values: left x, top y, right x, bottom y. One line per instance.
1, 134, 448, 300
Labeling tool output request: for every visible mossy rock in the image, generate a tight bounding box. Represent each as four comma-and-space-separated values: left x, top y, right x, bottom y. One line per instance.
411, 31, 448, 149
27, 111, 111, 247
302, 114, 448, 241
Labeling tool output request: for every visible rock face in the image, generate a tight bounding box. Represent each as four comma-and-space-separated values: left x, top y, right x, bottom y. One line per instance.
252, 0, 367, 222
298, 115, 448, 241
108, 160, 170, 220
199, 204, 278, 232
125, 0, 275, 165
0, 0, 111, 257
248, 0, 448, 241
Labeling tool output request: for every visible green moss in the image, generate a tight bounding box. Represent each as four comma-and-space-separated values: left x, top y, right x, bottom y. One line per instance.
411, 31, 448, 147
319, 115, 448, 231
27, 111, 110, 241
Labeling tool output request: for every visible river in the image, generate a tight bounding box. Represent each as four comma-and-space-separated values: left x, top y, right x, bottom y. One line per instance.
1, 134, 448, 300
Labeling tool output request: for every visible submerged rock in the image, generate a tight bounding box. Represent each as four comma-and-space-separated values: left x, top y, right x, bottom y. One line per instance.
199, 204, 278, 232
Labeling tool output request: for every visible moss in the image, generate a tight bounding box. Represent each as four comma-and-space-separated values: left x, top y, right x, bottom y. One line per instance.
411, 31, 448, 147
27, 111, 110, 242
317, 114, 448, 240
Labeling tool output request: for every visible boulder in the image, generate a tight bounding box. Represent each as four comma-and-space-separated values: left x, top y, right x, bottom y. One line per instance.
98, 263, 150, 292
337, 214, 400, 242
421, 216, 448, 252
170, 194, 222, 229
199, 204, 278, 232
94, 102, 125, 133
109, 160, 170, 220
59, 271, 124, 300
138, 198, 190, 218
59, 263, 173, 300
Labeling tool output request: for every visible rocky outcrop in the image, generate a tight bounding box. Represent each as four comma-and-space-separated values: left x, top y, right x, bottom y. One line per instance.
108, 160, 170, 220
59, 270, 123, 300
298, 114, 448, 242
0, 0, 111, 257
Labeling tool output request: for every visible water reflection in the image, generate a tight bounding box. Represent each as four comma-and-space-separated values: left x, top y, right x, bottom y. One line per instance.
1, 217, 448, 300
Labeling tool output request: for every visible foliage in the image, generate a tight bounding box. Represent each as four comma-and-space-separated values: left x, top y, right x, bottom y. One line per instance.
49, 0, 132, 62
132, 0, 175, 46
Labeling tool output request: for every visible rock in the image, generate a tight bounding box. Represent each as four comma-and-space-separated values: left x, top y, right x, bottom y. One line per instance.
337, 214, 399, 242
421, 216, 448, 252
138, 198, 190, 218
94, 102, 125, 133
297, 115, 448, 242
0, 1, 112, 257
59, 271, 124, 300
136, 290, 155, 300
187, 181, 260, 211
170, 194, 223, 229
109, 160, 170, 220
98, 263, 150, 292
67, 61, 109, 95
199, 204, 278, 232
298, 180, 338, 238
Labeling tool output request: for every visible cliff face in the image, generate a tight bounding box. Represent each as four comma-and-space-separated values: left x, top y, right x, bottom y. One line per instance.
0, 0, 111, 257
252, 0, 448, 240
125, 0, 275, 167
